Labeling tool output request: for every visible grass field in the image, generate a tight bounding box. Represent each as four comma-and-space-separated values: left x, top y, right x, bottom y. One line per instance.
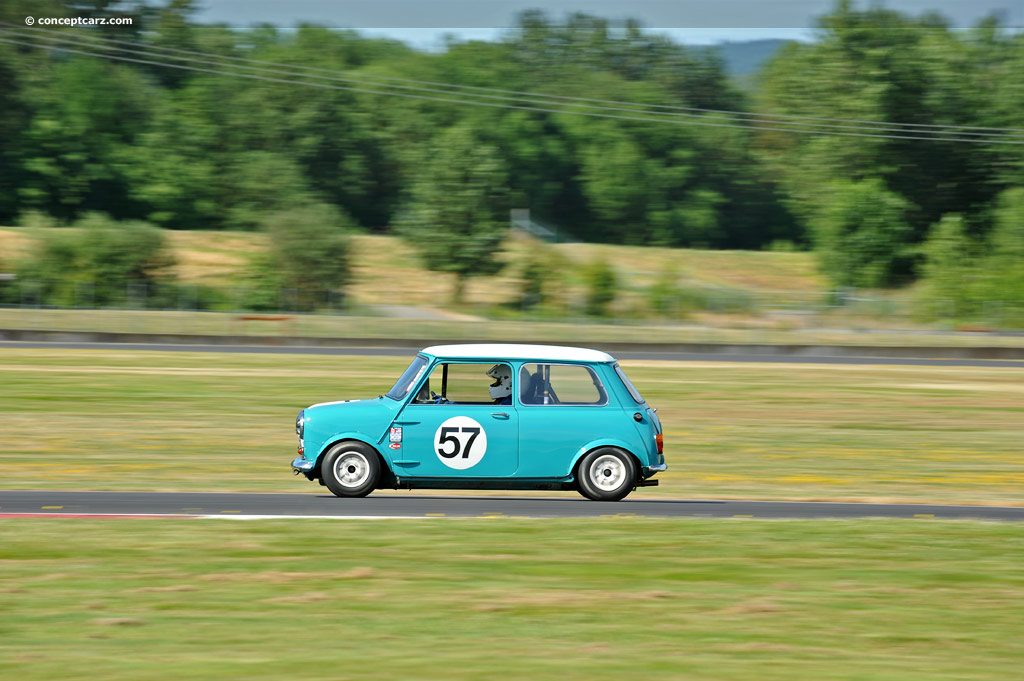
1, 518, 1022, 680
3, 350, 1022, 680
1, 348, 1022, 504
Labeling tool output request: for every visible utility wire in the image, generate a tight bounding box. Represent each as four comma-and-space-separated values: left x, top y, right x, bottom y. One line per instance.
6, 20, 1023, 136
17, 27, 1013, 138
1, 32, 1020, 145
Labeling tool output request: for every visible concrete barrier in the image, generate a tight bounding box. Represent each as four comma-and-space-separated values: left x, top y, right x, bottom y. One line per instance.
3, 328, 1024, 360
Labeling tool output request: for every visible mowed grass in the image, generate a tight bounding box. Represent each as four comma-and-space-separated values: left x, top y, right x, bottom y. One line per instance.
1, 518, 1022, 681
1, 349, 1023, 504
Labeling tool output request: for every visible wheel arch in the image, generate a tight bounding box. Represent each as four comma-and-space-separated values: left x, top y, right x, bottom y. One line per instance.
569, 439, 643, 480
315, 434, 392, 481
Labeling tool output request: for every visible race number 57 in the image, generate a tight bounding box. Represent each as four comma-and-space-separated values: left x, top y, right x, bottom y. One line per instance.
434, 416, 488, 470
437, 426, 480, 459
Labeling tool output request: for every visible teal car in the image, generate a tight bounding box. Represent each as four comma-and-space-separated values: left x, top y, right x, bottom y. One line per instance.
291, 344, 666, 501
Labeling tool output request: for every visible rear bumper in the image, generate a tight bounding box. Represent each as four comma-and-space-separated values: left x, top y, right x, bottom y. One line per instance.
291, 456, 316, 475
639, 462, 666, 485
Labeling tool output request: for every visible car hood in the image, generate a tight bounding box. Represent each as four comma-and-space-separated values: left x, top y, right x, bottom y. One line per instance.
306, 397, 388, 421
303, 396, 399, 451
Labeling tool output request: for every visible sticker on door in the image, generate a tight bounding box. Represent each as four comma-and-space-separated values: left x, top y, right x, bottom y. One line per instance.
434, 416, 488, 470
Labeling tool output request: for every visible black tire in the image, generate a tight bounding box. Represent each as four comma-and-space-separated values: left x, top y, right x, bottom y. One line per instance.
576, 448, 637, 501
321, 441, 380, 498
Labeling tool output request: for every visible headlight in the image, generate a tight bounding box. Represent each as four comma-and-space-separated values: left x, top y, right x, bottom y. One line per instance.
295, 410, 305, 437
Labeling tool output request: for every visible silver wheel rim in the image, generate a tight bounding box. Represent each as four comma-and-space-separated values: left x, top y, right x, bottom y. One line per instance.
589, 454, 627, 492
333, 451, 370, 488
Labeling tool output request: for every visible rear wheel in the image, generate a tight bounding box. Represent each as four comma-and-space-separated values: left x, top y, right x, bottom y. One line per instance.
321, 441, 380, 498
576, 448, 637, 501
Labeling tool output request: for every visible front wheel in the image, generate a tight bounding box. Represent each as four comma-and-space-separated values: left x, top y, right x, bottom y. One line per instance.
321, 442, 380, 498
576, 448, 637, 501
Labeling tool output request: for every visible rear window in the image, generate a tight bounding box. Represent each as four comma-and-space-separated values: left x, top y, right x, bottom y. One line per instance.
614, 364, 645, 404
519, 364, 607, 405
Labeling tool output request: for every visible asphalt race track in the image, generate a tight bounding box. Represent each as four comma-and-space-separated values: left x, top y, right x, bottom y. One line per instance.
3, 343, 1020, 519
4, 342, 1019, 518
0, 491, 1021, 520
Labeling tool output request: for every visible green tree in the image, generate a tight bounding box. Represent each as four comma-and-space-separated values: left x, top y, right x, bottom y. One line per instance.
982, 188, 1024, 324
917, 214, 980, 320
649, 265, 688, 319
254, 203, 354, 312
583, 259, 617, 317
0, 33, 30, 224
810, 178, 913, 288
221, 151, 317, 231
917, 192, 1024, 327
520, 254, 548, 310
990, 188, 1024, 259
120, 91, 219, 229
16, 213, 175, 307
395, 125, 509, 303
517, 241, 569, 312
17, 55, 154, 222
757, 1, 1010, 272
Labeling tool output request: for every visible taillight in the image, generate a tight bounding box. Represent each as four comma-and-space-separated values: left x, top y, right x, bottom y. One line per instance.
655, 433, 663, 454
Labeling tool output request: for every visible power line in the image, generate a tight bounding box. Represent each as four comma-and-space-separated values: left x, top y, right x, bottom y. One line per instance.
1, 32, 1020, 145
17, 26, 1005, 139
6, 21, 1023, 136
10, 29, 1024, 139
6, 24, 1023, 140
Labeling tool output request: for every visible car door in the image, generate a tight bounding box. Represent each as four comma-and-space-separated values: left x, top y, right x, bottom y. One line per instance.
391, 361, 519, 478
515, 362, 614, 477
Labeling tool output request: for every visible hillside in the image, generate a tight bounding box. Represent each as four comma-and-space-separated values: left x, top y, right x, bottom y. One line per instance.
0, 227, 826, 317
714, 39, 790, 75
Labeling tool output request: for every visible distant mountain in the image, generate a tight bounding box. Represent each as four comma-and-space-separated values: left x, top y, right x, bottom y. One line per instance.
712, 39, 793, 76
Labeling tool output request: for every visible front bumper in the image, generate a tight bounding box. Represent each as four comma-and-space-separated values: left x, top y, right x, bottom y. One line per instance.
291, 456, 316, 475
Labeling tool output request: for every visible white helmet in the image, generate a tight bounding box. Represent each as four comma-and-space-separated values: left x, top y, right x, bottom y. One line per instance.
486, 364, 512, 400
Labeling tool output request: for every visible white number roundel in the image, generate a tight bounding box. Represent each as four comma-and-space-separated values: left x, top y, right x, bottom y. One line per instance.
434, 416, 488, 470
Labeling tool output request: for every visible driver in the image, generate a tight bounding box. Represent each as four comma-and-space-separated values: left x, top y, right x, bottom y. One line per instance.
486, 364, 513, 405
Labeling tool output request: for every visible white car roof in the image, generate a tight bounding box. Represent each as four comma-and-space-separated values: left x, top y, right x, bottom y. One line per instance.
421, 343, 616, 363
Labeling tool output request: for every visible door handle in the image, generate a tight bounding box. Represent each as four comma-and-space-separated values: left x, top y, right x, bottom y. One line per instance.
490, 412, 509, 419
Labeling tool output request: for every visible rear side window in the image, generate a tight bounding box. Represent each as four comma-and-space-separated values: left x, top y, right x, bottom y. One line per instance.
520, 364, 607, 405
614, 364, 645, 404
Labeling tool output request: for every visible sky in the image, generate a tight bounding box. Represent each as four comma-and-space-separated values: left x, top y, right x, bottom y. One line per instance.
193, 0, 1023, 49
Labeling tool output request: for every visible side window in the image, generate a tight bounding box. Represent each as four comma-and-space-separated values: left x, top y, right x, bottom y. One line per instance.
413, 363, 512, 405
519, 364, 607, 406
614, 364, 645, 404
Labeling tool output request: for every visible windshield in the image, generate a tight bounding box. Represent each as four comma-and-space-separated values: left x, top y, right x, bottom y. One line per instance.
386, 355, 429, 400
614, 363, 645, 404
